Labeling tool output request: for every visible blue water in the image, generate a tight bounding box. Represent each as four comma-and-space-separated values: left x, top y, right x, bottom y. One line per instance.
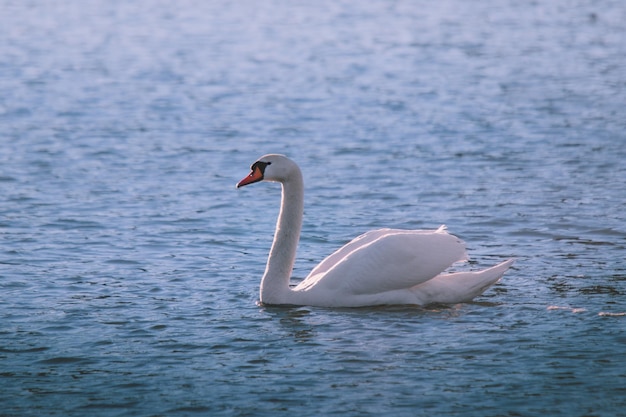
1, 0, 626, 416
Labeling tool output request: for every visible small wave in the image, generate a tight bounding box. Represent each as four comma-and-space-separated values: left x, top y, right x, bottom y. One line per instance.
37, 356, 91, 365
598, 312, 626, 317
0, 346, 49, 354
548, 306, 626, 317
547, 306, 587, 313
104, 259, 141, 265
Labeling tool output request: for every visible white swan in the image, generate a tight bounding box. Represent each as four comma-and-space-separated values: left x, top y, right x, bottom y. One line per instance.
237, 154, 514, 307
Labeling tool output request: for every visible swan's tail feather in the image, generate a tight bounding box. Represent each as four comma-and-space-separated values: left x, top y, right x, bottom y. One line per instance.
413, 259, 515, 305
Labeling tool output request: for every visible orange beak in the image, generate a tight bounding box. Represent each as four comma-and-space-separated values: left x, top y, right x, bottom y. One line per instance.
236, 166, 264, 188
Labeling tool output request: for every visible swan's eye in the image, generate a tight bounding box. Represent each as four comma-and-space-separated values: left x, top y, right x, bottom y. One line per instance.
251, 161, 271, 175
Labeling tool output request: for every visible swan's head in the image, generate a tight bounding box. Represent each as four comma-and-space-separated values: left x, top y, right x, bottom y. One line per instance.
236, 154, 300, 188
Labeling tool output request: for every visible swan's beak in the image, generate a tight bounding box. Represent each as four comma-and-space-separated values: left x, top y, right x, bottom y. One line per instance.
236, 166, 264, 188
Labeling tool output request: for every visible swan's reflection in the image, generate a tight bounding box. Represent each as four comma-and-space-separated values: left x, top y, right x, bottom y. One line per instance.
259, 304, 316, 343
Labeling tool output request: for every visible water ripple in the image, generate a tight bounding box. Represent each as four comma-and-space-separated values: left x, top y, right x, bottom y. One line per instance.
1, 0, 626, 416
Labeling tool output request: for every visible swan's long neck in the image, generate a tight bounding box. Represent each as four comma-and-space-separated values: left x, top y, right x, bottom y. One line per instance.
260, 168, 304, 304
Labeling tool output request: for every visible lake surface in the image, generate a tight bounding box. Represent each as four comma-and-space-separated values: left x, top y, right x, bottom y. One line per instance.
1, 0, 625, 416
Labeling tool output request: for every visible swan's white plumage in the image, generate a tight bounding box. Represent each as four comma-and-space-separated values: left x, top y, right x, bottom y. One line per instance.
237, 154, 514, 307
296, 229, 467, 295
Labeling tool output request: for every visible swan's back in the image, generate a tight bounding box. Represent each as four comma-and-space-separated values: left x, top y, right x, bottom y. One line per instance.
296, 228, 467, 296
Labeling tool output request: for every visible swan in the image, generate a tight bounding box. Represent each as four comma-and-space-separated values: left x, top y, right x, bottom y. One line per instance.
236, 154, 514, 307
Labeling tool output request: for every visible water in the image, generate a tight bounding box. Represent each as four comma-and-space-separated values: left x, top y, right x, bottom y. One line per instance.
1, 0, 625, 415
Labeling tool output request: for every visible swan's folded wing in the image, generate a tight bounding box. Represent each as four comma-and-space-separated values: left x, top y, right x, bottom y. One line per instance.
306, 228, 399, 278
298, 229, 468, 295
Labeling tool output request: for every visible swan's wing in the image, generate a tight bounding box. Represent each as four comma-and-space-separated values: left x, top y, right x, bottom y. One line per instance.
307, 226, 450, 277
306, 228, 399, 278
296, 227, 467, 295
